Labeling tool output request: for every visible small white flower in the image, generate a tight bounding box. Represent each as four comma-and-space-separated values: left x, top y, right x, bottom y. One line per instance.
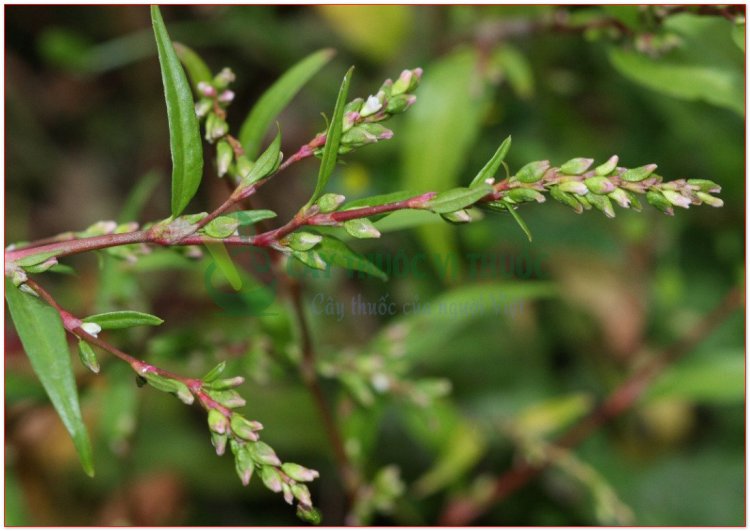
81, 322, 101, 338
360, 95, 383, 117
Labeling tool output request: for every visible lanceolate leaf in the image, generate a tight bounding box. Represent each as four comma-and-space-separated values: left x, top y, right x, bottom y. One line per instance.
151, 5, 204, 216
5, 278, 95, 477
506, 205, 533, 242
83, 310, 164, 330
228, 209, 278, 226
425, 184, 492, 214
316, 235, 387, 281
239, 49, 335, 159
308, 67, 353, 206
173, 41, 212, 92
342, 190, 418, 210
469, 136, 512, 187
241, 129, 282, 186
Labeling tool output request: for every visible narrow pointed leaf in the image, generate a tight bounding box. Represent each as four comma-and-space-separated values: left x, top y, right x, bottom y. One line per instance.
506, 205, 533, 242
308, 67, 353, 205
470, 136, 512, 186
316, 235, 387, 281
240, 129, 282, 185
342, 190, 417, 210
173, 42, 212, 92
424, 184, 492, 214
83, 310, 163, 330
227, 209, 278, 226
5, 278, 95, 476
151, 5, 204, 216
239, 49, 335, 159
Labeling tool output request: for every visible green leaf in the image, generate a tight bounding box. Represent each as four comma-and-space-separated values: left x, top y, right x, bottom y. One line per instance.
308, 67, 353, 205
424, 184, 492, 214
492, 45, 534, 99
239, 49, 334, 159
202, 361, 227, 383
506, 204, 533, 242
316, 235, 387, 281
470, 136, 512, 187
732, 22, 744, 52
343, 190, 417, 210
227, 209, 278, 226
151, 5, 204, 216
173, 42, 212, 92
608, 14, 743, 115
5, 278, 94, 476
240, 129, 282, 186
401, 49, 489, 272
83, 310, 163, 330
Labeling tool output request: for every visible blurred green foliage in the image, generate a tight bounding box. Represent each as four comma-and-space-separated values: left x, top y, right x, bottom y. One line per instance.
6, 5, 744, 526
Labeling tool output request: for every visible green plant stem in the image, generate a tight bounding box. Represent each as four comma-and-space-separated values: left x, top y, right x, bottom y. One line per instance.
438, 286, 743, 525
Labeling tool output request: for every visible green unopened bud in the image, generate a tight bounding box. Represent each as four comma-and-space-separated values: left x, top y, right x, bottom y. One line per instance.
594, 155, 619, 176
202, 216, 239, 239
174, 383, 194, 405
392, 68, 422, 95
292, 250, 328, 271
208, 408, 229, 434
687, 179, 721, 193
696, 192, 724, 207
216, 140, 233, 177
560, 157, 594, 175
282, 482, 294, 505
317, 193, 346, 213
515, 160, 549, 183
287, 232, 323, 252
260, 465, 283, 492
213, 67, 236, 89
386, 94, 417, 114
342, 111, 359, 132
233, 156, 253, 180
231, 414, 263, 441
195, 98, 212, 118
360, 123, 393, 140
587, 193, 615, 218
646, 190, 674, 215
209, 389, 247, 409
282, 462, 320, 483
232, 442, 254, 486
343, 97, 364, 115
557, 180, 589, 195
211, 432, 228, 456
296, 504, 322, 525
248, 441, 282, 466
625, 190, 642, 212
11, 268, 28, 287
341, 126, 378, 148
440, 209, 472, 224
607, 187, 631, 208
344, 218, 381, 239
662, 189, 691, 209
77, 340, 100, 374
550, 186, 584, 214
22, 257, 59, 274
291, 483, 312, 506
621, 163, 657, 182
205, 114, 228, 143
197, 81, 216, 98
507, 187, 545, 203
584, 176, 616, 195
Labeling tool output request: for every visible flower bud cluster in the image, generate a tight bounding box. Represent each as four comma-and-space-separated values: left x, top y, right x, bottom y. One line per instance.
315, 68, 422, 156
487, 155, 723, 219
319, 323, 451, 408
199, 361, 321, 523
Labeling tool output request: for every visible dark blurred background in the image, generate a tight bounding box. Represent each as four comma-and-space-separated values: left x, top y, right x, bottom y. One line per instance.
5, 5, 744, 525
